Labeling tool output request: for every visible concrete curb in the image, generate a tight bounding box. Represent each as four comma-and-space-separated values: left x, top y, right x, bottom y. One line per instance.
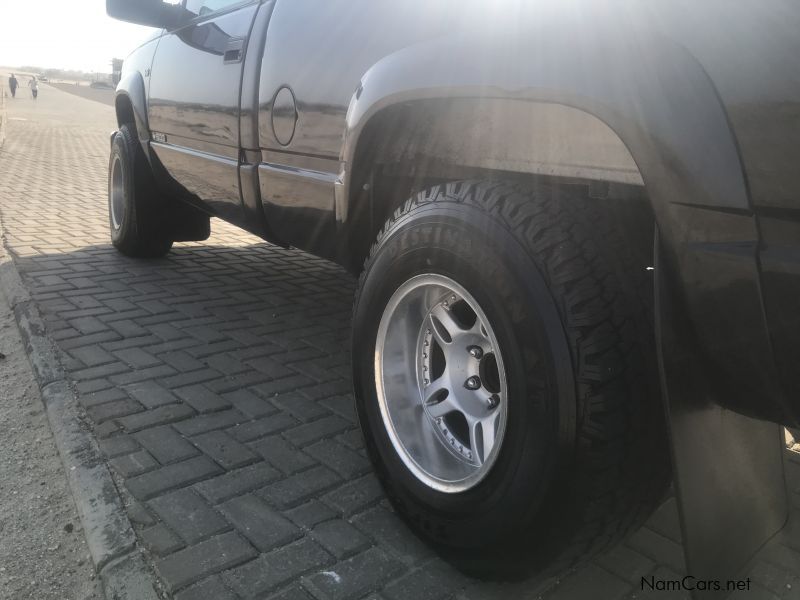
0, 229, 160, 599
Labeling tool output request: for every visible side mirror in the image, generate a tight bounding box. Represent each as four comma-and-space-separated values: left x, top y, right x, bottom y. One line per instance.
106, 0, 180, 29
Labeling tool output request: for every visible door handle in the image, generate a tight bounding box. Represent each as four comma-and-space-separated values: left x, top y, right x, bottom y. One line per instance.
223, 38, 245, 64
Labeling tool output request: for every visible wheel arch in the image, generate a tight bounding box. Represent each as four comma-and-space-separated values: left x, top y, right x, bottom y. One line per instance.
114, 71, 150, 152
339, 33, 786, 424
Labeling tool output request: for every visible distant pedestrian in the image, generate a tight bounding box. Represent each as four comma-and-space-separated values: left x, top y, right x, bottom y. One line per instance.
8, 74, 18, 98
29, 76, 38, 100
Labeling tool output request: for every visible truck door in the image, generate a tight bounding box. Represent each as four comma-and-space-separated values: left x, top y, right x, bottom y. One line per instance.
148, 0, 260, 227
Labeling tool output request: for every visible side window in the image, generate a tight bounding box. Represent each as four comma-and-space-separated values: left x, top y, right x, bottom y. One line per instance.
184, 0, 249, 18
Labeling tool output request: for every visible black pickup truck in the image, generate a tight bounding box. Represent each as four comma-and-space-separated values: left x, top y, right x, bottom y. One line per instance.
107, 0, 800, 583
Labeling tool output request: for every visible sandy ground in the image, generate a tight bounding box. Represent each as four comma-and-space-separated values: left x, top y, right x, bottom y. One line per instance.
0, 274, 103, 599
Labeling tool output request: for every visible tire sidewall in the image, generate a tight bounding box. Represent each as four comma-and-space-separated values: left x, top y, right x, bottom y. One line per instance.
353, 202, 577, 551
108, 128, 138, 247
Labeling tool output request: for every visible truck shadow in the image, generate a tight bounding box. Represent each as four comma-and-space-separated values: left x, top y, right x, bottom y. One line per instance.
9, 240, 800, 598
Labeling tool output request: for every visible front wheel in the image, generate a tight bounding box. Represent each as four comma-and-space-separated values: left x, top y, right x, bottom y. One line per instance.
108, 124, 173, 258
352, 180, 669, 577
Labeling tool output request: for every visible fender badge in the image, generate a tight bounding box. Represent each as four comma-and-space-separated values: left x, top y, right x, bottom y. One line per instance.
152, 132, 167, 143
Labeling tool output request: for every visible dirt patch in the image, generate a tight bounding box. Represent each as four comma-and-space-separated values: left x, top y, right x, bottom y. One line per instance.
0, 277, 103, 599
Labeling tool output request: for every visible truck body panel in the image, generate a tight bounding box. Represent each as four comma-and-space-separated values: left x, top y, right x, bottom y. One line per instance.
114, 0, 800, 422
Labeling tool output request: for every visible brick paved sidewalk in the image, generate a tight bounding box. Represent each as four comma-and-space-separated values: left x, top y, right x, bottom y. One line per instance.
2, 83, 800, 600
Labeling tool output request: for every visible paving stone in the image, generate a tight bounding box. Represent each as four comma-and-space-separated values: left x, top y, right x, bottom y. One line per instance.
284, 416, 351, 447
220, 494, 300, 551
95, 420, 121, 438
223, 388, 277, 419
258, 466, 341, 510
97, 434, 140, 459
76, 378, 114, 394
173, 409, 245, 437
383, 561, 471, 600
87, 398, 144, 424
175, 575, 239, 600
594, 543, 657, 583
319, 394, 358, 423
228, 413, 299, 443
110, 450, 159, 478
310, 519, 371, 559
160, 368, 224, 390
110, 364, 177, 386
108, 318, 149, 338
250, 435, 315, 475
253, 374, 317, 398
156, 531, 257, 592
175, 384, 231, 414
141, 523, 185, 556
265, 585, 315, 600
79, 386, 129, 408
286, 501, 338, 530
160, 350, 206, 372
543, 564, 631, 600
125, 380, 180, 409
69, 315, 107, 335
224, 538, 331, 598
645, 497, 683, 543
126, 501, 156, 527
149, 488, 229, 544
194, 462, 281, 505
134, 425, 199, 464
70, 345, 116, 367
114, 347, 162, 369
626, 527, 687, 575
305, 439, 371, 479
191, 429, 259, 470
127, 456, 223, 500
302, 547, 403, 600
118, 403, 196, 432
272, 392, 330, 422
322, 474, 384, 517
352, 506, 433, 566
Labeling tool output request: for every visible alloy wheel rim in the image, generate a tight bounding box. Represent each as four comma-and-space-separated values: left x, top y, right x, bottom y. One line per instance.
375, 274, 508, 493
110, 156, 124, 230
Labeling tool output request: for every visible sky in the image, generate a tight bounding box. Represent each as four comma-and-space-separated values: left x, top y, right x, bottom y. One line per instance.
0, 0, 156, 73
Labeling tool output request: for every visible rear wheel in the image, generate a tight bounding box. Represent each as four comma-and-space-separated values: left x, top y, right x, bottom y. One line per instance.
352, 180, 669, 577
108, 124, 173, 258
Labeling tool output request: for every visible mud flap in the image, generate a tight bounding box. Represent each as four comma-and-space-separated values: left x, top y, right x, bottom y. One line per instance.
655, 233, 788, 599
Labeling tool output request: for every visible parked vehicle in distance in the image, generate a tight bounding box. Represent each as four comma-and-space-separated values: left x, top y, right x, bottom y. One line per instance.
106, 0, 800, 579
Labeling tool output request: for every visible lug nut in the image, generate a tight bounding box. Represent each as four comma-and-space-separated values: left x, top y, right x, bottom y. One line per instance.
467, 346, 483, 359
487, 394, 500, 409
464, 376, 481, 390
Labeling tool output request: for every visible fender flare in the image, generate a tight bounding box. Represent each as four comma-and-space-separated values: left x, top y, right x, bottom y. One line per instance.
114, 71, 151, 154
340, 31, 784, 418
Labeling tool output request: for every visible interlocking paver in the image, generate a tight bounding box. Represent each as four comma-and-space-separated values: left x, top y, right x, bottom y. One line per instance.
191, 429, 259, 469
193, 462, 281, 505
220, 494, 300, 551
302, 547, 404, 600
3, 78, 799, 600
310, 519, 371, 560
156, 531, 257, 592
223, 537, 332, 598
149, 489, 230, 544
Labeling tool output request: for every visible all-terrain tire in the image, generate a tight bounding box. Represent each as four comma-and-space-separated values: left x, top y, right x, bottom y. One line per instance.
108, 124, 173, 258
352, 180, 670, 577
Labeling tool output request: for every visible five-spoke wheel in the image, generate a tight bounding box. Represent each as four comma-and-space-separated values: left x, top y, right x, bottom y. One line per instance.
376, 274, 507, 492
